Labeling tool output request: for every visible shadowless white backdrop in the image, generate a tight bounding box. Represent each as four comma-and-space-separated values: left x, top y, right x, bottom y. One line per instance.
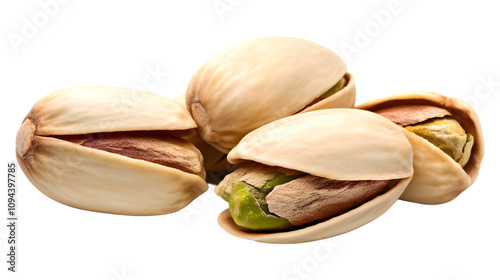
1, 1, 499, 279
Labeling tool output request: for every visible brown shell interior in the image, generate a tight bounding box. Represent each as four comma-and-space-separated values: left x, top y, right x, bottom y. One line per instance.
17, 115, 205, 179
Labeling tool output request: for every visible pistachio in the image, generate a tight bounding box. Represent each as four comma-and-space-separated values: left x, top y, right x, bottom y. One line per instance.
217, 109, 413, 243
357, 91, 484, 204
186, 36, 356, 153
16, 86, 208, 215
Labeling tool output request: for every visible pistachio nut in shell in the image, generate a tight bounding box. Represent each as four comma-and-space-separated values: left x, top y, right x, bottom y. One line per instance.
174, 94, 237, 184
216, 109, 413, 243
357, 91, 484, 204
16, 86, 208, 215
186, 36, 356, 153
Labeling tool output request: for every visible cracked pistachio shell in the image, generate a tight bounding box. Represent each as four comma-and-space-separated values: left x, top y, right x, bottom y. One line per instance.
186, 36, 356, 153
16, 86, 208, 215
218, 109, 413, 243
357, 91, 484, 204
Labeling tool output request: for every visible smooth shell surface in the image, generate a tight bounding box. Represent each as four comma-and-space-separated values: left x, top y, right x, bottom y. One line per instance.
27, 86, 196, 136
218, 177, 412, 243
18, 136, 207, 215
228, 109, 413, 181
357, 91, 484, 204
186, 36, 355, 153
16, 86, 207, 215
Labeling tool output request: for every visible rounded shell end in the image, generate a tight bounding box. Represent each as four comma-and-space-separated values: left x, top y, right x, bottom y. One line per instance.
16, 118, 36, 158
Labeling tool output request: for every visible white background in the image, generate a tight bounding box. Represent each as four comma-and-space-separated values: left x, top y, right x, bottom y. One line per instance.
1, 1, 499, 279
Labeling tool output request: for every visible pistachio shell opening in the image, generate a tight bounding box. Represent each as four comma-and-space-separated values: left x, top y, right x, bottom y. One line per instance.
218, 177, 412, 244
217, 161, 399, 233
57, 131, 205, 177
375, 104, 474, 168
322, 78, 346, 99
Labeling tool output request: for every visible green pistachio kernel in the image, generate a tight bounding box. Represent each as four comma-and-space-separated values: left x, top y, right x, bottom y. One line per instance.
458, 133, 474, 167
227, 172, 302, 231
321, 78, 346, 99
229, 182, 292, 231
405, 118, 474, 167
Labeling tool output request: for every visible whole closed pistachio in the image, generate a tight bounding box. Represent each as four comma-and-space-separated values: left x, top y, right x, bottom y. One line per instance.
16, 86, 208, 215
216, 109, 413, 243
186, 36, 356, 153
357, 91, 484, 204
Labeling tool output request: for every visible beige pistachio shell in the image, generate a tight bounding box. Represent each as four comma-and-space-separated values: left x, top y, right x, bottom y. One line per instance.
228, 109, 413, 181
357, 91, 484, 204
219, 109, 413, 243
28, 86, 196, 136
186, 36, 355, 153
218, 177, 411, 244
16, 86, 208, 215
174, 94, 234, 184
181, 128, 234, 184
